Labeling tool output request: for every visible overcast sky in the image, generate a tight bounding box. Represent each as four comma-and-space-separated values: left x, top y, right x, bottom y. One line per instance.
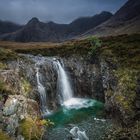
0, 0, 127, 25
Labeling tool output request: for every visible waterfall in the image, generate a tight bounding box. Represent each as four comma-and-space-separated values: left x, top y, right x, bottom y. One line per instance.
53, 59, 93, 110
53, 59, 73, 103
35, 63, 50, 114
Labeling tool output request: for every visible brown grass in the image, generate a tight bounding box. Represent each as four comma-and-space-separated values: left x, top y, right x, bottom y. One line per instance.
0, 41, 62, 50
0, 39, 83, 50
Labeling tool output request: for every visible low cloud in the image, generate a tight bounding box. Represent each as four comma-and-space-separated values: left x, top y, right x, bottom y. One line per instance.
0, 0, 127, 24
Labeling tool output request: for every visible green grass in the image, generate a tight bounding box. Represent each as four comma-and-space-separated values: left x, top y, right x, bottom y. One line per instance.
100, 34, 140, 121
0, 48, 18, 61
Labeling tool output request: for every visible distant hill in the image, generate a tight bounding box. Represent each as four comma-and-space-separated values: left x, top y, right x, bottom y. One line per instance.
0, 12, 112, 42
82, 0, 140, 37
0, 20, 22, 35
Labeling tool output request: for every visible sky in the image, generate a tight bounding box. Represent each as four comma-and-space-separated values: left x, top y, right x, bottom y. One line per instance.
0, 0, 128, 25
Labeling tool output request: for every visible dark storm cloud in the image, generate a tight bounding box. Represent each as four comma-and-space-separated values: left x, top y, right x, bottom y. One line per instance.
0, 0, 127, 24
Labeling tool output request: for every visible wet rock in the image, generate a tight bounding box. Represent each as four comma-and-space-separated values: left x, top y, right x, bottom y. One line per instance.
6, 114, 19, 135
63, 55, 104, 102
3, 98, 18, 116
0, 70, 22, 95
2, 95, 40, 136
3, 95, 40, 118
16, 135, 24, 140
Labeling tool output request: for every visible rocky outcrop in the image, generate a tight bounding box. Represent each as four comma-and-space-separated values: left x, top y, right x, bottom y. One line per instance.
0, 58, 41, 139
100, 54, 140, 126
62, 56, 104, 101
2, 95, 40, 135
0, 70, 22, 95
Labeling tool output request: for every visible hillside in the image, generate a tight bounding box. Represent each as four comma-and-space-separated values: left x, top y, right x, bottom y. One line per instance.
0, 20, 22, 35
83, 0, 140, 37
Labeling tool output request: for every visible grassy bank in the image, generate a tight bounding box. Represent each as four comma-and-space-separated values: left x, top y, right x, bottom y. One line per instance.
0, 34, 139, 57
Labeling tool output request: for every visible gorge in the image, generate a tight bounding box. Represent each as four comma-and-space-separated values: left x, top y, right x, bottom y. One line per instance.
0, 34, 139, 140
0, 51, 110, 140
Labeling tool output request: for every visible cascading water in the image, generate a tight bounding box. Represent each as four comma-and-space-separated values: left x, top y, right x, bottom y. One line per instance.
53, 58, 95, 111
70, 126, 89, 140
35, 61, 50, 115
53, 59, 73, 103
21, 55, 107, 140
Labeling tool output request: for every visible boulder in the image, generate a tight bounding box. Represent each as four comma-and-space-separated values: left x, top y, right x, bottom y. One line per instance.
2, 95, 40, 135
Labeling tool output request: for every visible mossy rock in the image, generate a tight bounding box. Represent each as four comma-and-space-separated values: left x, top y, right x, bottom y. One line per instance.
0, 80, 5, 93
0, 80, 15, 95
0, 62, 7, 70
0, 48, 18, 61
19, 117, 44, 140
103, 121, 140, 140
101, 34, 140, 124
114, 68, 137, 111
21, 77, 32, 95
0, 129, 13, 140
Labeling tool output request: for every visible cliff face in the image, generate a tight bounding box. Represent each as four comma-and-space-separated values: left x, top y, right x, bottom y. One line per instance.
0, 56, 41, 138
62, 56, 104, 101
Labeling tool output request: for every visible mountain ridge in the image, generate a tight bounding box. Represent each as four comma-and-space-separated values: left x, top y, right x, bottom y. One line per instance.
1, 0, 140, 42
0, 11, 112, 42
82, 0, 140, 37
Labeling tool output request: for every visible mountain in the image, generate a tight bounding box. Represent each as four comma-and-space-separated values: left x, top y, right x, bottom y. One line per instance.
0, 0, 139, 42
83, 0, 140, 37
0, 18, 69, 42
65, 11, 112, 38
0, 12, 112, 42
0, 20, 22, 35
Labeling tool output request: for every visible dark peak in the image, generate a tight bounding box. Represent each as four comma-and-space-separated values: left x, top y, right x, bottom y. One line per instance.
111, 0, 140, 21
70, 11, 112, 25
27, 17, 40, 25
100, 11, 113, 16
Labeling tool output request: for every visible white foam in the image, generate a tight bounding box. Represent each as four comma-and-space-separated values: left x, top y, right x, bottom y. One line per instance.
94, 118, 106, 122
63, 98, 95, 109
